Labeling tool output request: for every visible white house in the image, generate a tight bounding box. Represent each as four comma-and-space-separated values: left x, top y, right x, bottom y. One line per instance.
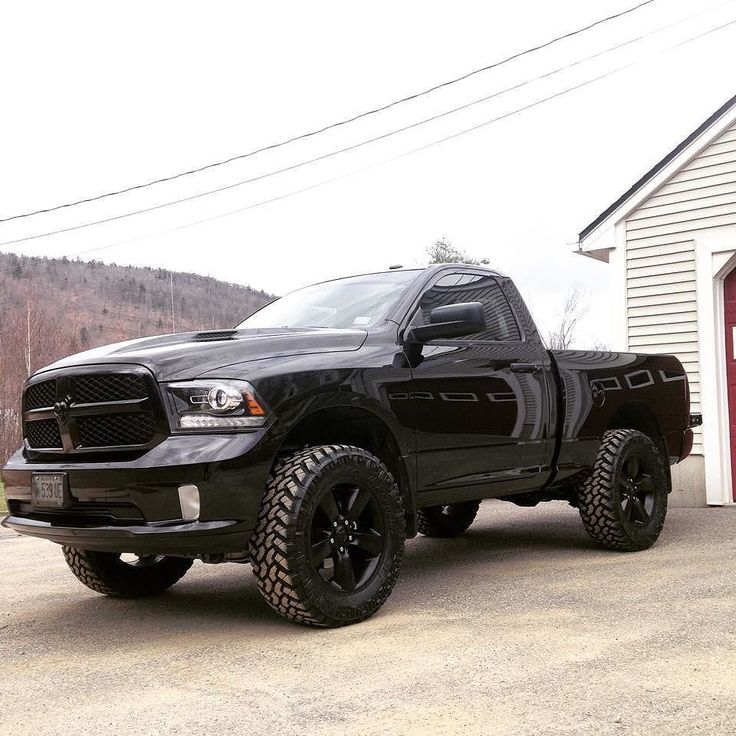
578, 93, 736, 508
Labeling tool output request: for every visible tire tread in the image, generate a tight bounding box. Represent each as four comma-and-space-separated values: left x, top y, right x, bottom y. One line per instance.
417, 500, 480, 537
248, 444, 404, 627
62, 547, 192, 597
576, 429, 668, 552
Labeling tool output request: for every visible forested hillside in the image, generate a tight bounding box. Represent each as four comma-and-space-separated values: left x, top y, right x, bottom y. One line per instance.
0, 252, 272, 461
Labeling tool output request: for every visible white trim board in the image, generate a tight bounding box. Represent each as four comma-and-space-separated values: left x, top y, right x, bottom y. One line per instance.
609, 222, 627, 350
695, 230, 736, 505
579, 104, 736, 256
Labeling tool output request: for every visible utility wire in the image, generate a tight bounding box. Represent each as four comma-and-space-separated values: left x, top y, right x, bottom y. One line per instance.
1, 0, 730, 249
0, 0, 654, 225
68, 14, 736, 261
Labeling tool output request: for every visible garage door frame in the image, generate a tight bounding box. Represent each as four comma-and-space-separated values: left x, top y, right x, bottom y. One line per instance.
696, 231, 736, 505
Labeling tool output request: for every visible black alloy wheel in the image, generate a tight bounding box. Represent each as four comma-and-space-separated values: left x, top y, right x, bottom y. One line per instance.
310, 483, 386, 593
618, 453, 656, 527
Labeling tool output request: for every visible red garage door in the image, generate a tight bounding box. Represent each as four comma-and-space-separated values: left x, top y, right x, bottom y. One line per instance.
724, 268, 736, 502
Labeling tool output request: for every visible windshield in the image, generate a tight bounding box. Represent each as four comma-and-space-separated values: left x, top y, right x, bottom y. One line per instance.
237, 270, 420, 329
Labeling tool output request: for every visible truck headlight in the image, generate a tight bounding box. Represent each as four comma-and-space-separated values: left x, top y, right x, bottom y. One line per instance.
163, 380, 268, 431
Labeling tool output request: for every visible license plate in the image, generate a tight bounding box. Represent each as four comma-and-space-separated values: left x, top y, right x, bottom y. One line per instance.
31, 473, 68, 509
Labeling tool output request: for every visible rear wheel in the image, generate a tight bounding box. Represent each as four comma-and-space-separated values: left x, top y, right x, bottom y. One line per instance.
249, 445, 405, 627
576, 429, 669, 551
417, 500, 481, 537
62, 547, 193, 597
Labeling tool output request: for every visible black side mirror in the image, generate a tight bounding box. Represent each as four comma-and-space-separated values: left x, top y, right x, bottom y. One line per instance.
405, 302, 486, 344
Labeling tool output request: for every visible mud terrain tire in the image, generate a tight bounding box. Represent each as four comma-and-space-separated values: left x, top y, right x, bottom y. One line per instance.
62, 547, 193, 597
576, 429, 669, 551
249, 445, 405, 627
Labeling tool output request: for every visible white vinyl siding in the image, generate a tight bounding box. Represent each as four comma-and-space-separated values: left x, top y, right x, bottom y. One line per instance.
623, 121, 736, 454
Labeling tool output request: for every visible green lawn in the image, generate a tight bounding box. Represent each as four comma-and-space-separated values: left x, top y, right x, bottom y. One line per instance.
0, 479, 6, 514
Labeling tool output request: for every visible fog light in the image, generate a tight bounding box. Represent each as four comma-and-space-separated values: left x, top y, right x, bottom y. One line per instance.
178, 484, 200, 522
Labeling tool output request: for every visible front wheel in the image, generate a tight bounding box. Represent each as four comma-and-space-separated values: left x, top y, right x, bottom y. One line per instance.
62, 547, 193, 597
249, 445, 405, 627
576, 429, 669, 551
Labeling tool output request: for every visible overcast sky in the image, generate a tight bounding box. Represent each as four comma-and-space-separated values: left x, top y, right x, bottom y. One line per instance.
2, 0, 735, 346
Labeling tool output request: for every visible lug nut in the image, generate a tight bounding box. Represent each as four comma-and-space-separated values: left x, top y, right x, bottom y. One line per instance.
348, 535, 353, 542
344, 519, 349, 526
333, 521, 338, 527
339, 547, 345, 553
329, 538, 334, 543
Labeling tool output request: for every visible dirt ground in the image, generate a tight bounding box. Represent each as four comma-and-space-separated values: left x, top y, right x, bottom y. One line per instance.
1, 501, 735, 736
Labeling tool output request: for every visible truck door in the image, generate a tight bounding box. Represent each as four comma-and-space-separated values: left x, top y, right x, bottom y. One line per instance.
407, 270, 554, 500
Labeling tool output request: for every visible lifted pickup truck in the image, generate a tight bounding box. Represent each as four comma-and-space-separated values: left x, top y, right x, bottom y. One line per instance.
2, 265, 695, 627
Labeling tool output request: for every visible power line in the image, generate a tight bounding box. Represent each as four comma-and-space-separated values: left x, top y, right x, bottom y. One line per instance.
1, 0, 729, 249
0, 0, 654, 225
69, 14, 736, 261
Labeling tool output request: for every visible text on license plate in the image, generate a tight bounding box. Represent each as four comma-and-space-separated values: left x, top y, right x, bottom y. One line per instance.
31, 473, 66, 508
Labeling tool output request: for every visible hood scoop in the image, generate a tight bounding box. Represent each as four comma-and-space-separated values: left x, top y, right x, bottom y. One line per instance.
193, 329, 239, 342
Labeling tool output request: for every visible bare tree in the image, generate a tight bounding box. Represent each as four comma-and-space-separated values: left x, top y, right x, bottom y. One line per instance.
548, 289, 588, 350
0, 253, 274, 462
426, 236, 489, 265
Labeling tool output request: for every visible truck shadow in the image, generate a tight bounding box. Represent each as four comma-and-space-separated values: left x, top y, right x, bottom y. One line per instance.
17, 504, 650, 642
24, 506, 595, 636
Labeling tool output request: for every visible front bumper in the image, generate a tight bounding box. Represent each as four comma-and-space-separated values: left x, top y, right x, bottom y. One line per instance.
1, 516, 253, 555
1, 430, 273, 555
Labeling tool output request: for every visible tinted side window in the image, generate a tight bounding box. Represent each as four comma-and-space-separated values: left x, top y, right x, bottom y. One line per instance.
414, 273, 521, 341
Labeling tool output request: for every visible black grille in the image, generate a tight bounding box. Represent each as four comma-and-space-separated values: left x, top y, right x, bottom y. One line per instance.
25, 380, 56, 410
73, 374, 147, 404
77, 413, 156, 448
22, 369, 162, 454
25, 419, 63, 449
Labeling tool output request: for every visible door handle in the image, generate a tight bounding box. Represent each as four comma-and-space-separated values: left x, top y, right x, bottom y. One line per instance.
510, 362, 541, 374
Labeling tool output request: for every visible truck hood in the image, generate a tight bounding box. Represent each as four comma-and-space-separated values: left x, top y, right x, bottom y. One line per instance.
38, 328, 368, 382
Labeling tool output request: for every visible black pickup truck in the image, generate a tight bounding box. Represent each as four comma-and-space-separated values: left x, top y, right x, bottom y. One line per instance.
2, 264, 695, 627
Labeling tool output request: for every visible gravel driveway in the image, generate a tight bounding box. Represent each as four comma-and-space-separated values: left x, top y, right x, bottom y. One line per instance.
1, 501, 735, 736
